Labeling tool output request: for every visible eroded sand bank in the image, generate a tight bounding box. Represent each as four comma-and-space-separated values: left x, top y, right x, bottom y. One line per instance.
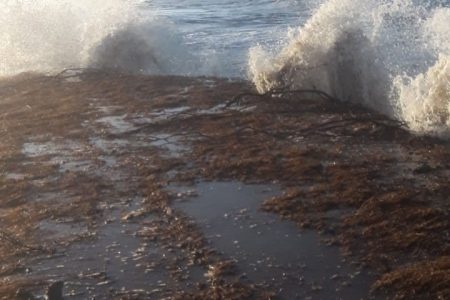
0, 71, 448, 299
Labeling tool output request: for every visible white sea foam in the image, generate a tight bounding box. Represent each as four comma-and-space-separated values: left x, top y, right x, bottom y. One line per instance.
0, 0, 197, 76
1, 0, 449, 136
399, 7, 450, 135
248, 0, 450, 136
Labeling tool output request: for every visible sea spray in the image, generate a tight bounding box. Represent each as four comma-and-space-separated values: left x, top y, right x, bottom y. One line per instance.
89, 20, 196, 74
0, 0, 196, 76
394, 7, 450, 135
248, 0, 450, 136
394, 55, 450, 135
248, 0, 393, 114
1, 0, 449, 136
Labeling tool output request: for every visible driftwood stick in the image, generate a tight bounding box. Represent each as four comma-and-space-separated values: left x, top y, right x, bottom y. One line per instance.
298, 117, 406, 137
225, 88, 339, 108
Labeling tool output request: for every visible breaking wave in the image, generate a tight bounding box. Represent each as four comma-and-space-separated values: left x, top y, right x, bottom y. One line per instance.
1, 0, 449, 136
248, 0, 450, 136
0, 0, 198, 77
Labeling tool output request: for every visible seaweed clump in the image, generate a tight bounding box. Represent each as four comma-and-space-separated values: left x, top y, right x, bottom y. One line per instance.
172, 89, 450, 299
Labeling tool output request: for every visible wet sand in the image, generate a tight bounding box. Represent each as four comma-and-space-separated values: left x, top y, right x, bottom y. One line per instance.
0, 71, 448, 299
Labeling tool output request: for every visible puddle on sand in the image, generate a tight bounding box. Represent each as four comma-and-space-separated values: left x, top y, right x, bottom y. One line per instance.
50, 158, 92, 174
39, 220, 88, 240
4, 173, 26, 181
28, 201, 169, 299
96, 115, 136, 134
22, 140, 87, 158
21, 140, 96, 174
95, 105, 123, 115
147, 133, 188, 157
144, 106, 191, 123
21, 142, 61, 157
174, 182, 378, 300
89, 138, 130, 155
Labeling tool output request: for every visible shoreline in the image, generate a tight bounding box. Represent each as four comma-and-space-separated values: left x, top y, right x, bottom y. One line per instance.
0, 71, 448, 299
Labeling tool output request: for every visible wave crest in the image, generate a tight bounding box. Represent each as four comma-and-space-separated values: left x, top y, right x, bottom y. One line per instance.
0, 0, 194, 76
395, 55, 450, 135
248, 0, 450, 136
89, 20, 195, 74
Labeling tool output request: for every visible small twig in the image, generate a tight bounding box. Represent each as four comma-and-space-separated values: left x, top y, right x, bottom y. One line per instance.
108, 109, 238, 137
297, 116, 406, 138
225, 87, 339, 108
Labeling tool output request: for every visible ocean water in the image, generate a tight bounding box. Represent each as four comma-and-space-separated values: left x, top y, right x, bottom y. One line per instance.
0, 0, 449, 136
146, 0, 314, 77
